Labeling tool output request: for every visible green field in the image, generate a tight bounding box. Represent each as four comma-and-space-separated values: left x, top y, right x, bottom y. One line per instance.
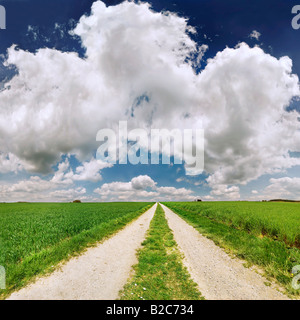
0, 202, 153, 298
163, 202, 300, 296
1, 201, 300, 299
164, 202, 300, 246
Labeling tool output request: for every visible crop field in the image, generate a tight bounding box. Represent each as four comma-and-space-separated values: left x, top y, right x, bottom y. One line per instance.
0, 202, 153, 298
1, 201, 299, 299
165, 202, 300, 246
163, 202, 300, 295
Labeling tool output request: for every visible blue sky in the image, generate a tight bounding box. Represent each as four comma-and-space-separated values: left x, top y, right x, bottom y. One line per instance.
0, 0, 300, 202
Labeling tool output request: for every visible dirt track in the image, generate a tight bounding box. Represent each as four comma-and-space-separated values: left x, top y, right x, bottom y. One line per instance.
161, 204, 289, 300
7, 204, 157, 300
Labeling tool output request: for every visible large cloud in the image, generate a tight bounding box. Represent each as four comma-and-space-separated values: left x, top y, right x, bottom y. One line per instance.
0, 0, 201, 174
201, 44, 300, 194
0, 0, 299, 199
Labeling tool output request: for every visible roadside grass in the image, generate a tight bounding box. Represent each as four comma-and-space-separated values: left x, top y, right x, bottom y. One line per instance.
165, 202, 300, 247
163, 202, 300, 298
0, 202, 153, 300
120, 204, 204, 300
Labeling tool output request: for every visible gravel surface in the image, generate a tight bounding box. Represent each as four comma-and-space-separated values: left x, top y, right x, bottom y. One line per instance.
7, 204, 157, 300
161, 204, 289, 300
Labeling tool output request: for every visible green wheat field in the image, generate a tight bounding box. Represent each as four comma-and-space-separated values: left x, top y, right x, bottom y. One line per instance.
0, 202, 153, 298
0, 201, 299, 298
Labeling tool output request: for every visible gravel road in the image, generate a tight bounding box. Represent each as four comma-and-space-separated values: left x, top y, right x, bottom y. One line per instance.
7, 204, 157, 300
161, 204, 289, 300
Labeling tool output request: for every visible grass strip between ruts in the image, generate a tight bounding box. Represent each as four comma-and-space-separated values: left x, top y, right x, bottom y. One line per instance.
120, 204, 204, 300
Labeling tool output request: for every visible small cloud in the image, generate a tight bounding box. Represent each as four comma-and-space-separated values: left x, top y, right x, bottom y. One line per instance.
94, 175, 194, 201
202, 195, 214, 201
249, 30, 261, 41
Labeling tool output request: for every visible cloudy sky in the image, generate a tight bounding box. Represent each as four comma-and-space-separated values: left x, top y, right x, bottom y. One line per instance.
0, 0, 300, 202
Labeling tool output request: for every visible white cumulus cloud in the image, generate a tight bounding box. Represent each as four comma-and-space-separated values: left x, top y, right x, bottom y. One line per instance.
0, 1, 299, 200
94, 175, 194, 201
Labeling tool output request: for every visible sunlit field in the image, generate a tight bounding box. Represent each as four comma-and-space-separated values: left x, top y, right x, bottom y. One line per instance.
165, 202, 300, 246
0, 202, 153, 298
163, 201, 300, 296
